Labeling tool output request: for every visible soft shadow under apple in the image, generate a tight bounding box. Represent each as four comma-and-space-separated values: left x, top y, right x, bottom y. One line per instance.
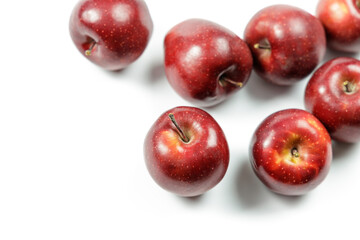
332, 140, 358, 161
177, 194, 204, 207
245, 71, 295, 101
234, 159, 273, 209
101, 67, 128, 80
147, 59, 166, 84
234, 159, 305, 210
322, 48, 358, 63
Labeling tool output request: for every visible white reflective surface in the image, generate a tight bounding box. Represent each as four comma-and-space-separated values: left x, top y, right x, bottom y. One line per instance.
0, 0, 359, 240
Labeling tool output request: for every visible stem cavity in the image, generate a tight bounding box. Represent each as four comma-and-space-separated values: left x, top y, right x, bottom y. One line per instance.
169, 113, 190, 143
290, 147, 300, 163
291, 147, 300, 158
218, 65, 243, 88
343, 80, 357, 94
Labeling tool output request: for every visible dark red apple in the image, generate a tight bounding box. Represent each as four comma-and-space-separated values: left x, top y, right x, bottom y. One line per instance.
164, 19, 253, 107
317, 0, 360, 52
249, 109, 332, 196
244, 5, 326, 85
305, 57, 360, 143
144, 106, 229, 197
69, 0, 153, 70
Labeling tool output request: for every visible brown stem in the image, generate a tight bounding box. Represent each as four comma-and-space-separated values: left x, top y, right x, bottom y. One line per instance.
169, 113, 189, 143
356, 0, 360, 9
254, 43, 271, 50
85, 41, 97, 56
219, 76, 243, 87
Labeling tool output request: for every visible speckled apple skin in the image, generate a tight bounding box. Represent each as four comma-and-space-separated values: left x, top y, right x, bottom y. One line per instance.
144, 106, 229, 197
244, 5, 326, 85
305, 57, 360, 143
317, 0, 360, 52
164, 19, 253, 107
69, 0, 153, 70
249, 109, 332, 196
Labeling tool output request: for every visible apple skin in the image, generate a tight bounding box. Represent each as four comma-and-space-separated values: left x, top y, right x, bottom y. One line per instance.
164, 19, 253, 107
305, 57, 360, 143
144, 106, 229, 197
244, 5, 326, 86
69, 0, 153, 71
249, 109, 332, 196
317, 0, 360, 52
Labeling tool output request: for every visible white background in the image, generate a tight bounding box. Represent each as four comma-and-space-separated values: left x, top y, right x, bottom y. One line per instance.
1, 0, 359, 239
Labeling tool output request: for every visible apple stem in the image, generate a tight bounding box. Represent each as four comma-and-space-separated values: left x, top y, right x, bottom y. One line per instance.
291, 148, 300, 158
254, 43, 271, 50
85, 41, 97, 56
169, 113, 190, 143
219, 77, 243, 88
357, 0, 360, 9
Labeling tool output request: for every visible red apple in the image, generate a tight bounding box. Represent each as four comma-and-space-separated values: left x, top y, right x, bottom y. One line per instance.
305, 57, 360, 143
249, 109, 332, 196
144, 106, 229, 197
317, 0, 360, 52
164, 19, 253, 107
69, 0, 153, 70
244, 5, 326, 86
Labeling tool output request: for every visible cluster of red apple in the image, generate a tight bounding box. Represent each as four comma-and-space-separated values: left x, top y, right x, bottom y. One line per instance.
69, 0, 360, 197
